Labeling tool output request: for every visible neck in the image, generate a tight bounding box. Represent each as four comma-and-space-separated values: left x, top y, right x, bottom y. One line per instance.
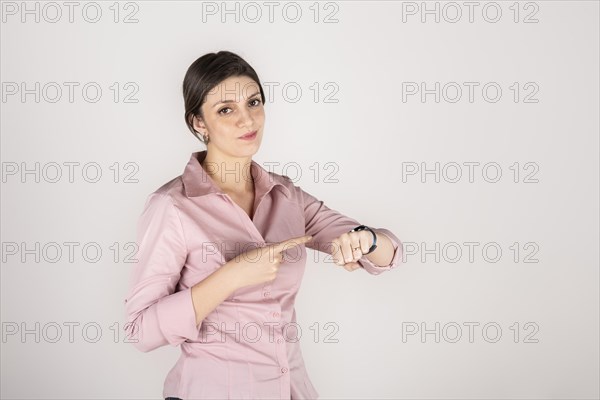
201, 149, 254, 194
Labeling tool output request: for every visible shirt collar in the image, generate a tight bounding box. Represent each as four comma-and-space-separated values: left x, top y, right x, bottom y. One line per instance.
182, 150, 291, 199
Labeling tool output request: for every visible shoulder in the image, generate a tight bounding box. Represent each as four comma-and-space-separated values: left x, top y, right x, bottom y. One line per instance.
152, 175, 183, 195
153, 175, 184, 197
262, 169, 298, 199
143, 175, 185, 207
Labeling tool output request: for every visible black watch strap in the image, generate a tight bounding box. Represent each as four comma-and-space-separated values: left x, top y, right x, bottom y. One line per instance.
349, 225, 378, 254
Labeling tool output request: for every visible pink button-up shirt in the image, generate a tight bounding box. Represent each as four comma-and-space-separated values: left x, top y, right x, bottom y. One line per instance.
124, 150, 403, 400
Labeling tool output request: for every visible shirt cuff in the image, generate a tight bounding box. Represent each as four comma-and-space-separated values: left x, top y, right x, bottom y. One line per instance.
155, 287, 199, 346
357, 228, 403, 275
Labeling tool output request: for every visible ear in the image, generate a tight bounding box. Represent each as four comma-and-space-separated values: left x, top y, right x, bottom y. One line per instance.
192, 115, 206, 133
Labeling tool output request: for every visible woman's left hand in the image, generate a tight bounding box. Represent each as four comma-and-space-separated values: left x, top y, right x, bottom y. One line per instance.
330, 230, 374, 272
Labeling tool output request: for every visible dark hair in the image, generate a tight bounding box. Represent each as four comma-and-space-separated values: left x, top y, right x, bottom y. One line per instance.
182, 51, 266, 143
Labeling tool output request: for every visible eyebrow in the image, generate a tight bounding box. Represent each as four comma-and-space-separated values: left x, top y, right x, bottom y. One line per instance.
212, 91, 261, 108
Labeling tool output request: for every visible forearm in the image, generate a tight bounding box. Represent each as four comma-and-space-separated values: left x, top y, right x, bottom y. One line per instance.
191, 262, 241, 327
365, 230, 395, 267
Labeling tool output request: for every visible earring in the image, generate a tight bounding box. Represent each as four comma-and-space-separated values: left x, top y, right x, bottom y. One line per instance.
202, 132, 210, 144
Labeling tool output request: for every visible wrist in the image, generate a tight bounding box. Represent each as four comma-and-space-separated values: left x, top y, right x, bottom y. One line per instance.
220, 260, 244, 292
349, 225, 378, 254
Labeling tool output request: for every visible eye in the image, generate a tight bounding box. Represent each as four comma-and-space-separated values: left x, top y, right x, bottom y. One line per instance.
218, 98, 262, 115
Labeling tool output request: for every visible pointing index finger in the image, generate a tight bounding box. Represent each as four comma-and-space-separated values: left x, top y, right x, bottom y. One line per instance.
271, 235, 313, 252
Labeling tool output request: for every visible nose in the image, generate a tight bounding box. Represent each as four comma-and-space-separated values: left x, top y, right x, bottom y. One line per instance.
236, 106, 254, 129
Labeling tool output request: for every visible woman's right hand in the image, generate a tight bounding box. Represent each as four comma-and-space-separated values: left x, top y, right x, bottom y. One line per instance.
226, 235, 313, 289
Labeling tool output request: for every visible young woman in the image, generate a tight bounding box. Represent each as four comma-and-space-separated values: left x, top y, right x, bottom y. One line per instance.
124, 50, 403, 400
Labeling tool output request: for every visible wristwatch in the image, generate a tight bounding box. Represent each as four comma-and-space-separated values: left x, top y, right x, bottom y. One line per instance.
349, 225, 378, 254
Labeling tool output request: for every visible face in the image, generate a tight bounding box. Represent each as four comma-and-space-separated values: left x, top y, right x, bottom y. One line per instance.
193, 75, 265, 160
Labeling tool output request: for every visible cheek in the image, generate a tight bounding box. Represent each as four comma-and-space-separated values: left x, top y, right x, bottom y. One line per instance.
214, 119, 236, 133
253, 108, 265, 120
257, 115, 265, 128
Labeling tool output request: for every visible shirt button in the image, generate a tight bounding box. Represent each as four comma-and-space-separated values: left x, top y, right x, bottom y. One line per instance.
277, 338, 283, 344
263, 291, 271, 298
281, 367, 288, 374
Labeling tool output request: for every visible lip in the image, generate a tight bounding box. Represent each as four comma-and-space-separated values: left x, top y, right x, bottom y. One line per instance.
239, 130, 257, 140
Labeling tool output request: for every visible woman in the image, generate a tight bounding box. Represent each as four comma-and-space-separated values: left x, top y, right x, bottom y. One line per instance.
124, 50, 403, 400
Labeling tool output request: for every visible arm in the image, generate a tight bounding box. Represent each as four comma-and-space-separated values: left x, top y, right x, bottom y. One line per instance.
299, 187, 403, 275
123, 192, 238, 352
363, 229, 397, 268
190, 263, 239, 326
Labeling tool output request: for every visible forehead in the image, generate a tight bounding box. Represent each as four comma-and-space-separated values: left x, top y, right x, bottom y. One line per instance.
206, 75, 259, 102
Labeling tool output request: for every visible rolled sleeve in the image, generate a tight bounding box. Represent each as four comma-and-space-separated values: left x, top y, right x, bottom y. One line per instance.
356, 228, 403, 275
155, 287, 199, 345
299, 187, 403, 275
123, 192, 198, 353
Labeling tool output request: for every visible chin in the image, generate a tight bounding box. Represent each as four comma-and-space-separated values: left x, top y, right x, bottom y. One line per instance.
236, 143, 260, 156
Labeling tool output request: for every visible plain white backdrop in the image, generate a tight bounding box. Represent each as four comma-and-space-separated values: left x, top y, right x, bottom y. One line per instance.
1, 1, 598, 399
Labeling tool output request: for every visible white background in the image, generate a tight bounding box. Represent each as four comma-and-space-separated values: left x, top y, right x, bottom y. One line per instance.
1, 1, 599, 399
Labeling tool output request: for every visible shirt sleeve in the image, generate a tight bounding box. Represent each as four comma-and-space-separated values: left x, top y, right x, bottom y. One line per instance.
299, 186, 403, 275
123, 192, 199, 353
